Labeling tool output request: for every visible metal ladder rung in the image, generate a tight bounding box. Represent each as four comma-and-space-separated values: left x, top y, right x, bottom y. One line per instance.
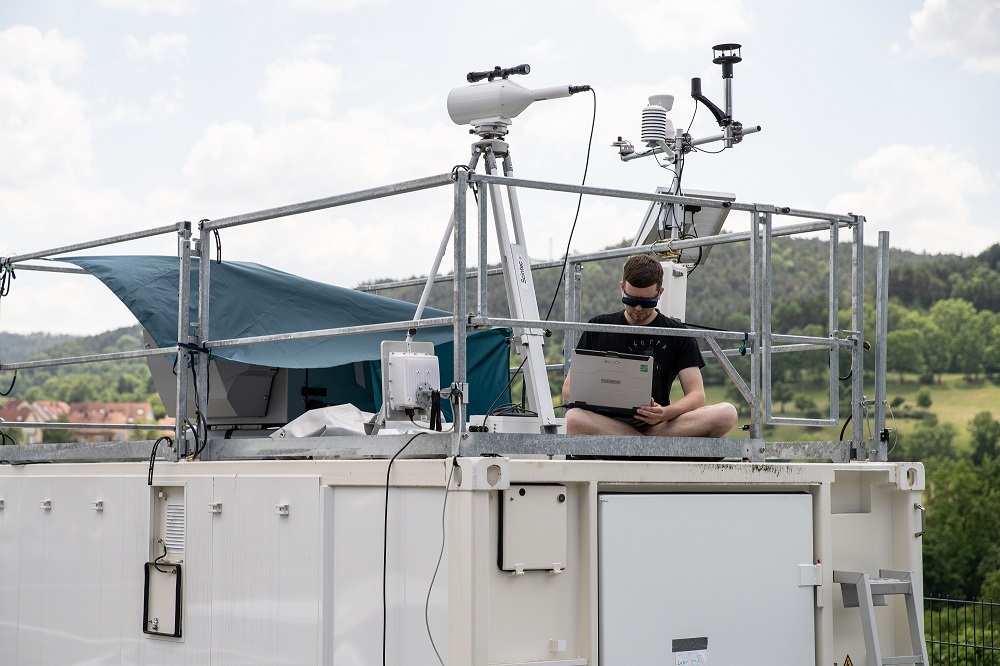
834, 569, 928, 666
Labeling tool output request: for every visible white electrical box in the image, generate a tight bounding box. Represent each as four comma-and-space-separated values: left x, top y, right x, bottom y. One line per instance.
500, 484, 568, 573
385, 351, 440, 411
658, 260, 688, 321
469, 414, 566, 434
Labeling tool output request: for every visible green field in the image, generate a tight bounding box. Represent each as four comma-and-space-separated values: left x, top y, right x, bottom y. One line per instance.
699, 374, 1000, 451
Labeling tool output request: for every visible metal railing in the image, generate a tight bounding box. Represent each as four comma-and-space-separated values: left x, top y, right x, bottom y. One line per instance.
926, 596, 1000, 665
0, 168, 891, 463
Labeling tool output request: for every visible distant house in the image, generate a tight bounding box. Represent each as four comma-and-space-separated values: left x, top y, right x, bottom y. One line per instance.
68, 401, 156, 443
0, 399, 70, 444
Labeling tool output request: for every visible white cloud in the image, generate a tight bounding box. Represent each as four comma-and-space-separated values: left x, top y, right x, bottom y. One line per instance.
96, 0, 194, 15
595, 0, 752, 53
0, 27, 92, 187
284, 0, 382, 12
257, 37, 344, 118
826, 144, 994, 255
0, 25, 84, 80
97, 77, 185, 126
124, 33, 189, 63
910, 0, 1000, 73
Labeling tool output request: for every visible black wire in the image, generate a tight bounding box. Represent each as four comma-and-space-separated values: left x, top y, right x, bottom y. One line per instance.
679, 233, 703, 274
147, 436, 172, 486
190, 350, 212, 459
211, 227, 222, 264
408, 411, 454, 433
543, 88, 597, 322
152, 539, 175, 574
0, 370, 15, 396
424, 457, 458, 665
481, 357, 528, 431
839, 414, 853, 441
383, 431, 425, 666
0, 428, 15, 446
685, 102, 698, 134
0, 260, 14, 297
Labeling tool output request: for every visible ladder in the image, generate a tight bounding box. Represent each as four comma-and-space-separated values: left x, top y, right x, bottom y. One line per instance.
834, 569, 928, 665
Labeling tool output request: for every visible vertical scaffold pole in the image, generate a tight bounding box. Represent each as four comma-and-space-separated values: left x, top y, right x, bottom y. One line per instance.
874, 231, 889, 461
174, 221, 192, 454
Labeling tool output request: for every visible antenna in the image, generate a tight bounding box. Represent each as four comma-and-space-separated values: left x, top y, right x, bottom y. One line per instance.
613, 43, 762, 288
613, 42, 760, 163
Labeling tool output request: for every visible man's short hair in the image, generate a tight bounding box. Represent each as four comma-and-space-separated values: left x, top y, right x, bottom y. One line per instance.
622, 254, 663, 289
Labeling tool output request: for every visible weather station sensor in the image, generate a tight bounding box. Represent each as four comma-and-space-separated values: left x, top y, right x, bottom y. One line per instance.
614, 43, 761, 320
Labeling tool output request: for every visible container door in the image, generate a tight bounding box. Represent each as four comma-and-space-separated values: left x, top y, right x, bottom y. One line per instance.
599, 493, 815, 665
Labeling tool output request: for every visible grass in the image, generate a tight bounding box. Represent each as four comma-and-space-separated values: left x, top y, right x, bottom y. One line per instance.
697, 374, 1000, 451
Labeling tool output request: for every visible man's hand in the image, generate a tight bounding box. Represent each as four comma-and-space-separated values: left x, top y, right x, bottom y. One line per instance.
635, 399, 669, 426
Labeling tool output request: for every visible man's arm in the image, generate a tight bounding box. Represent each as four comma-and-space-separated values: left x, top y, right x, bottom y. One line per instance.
669, 366, 707, 418
635, 366, 706, 425
561, 369, 571, 401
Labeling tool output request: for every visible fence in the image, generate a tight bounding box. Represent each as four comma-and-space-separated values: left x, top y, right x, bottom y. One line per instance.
926, 596, 1000, 665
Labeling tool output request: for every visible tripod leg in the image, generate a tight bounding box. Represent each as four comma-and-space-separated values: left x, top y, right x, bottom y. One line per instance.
483, 148, 558, 432
415, 151, 483, 322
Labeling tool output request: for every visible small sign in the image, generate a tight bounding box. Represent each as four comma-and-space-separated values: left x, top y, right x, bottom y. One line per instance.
676, 649, 707, 666
640, 364, 649, 372
843, 656, 854, 666
673, 637, 708, 665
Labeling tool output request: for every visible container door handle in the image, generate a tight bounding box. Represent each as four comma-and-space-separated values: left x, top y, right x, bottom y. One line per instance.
914, 502, 926, 538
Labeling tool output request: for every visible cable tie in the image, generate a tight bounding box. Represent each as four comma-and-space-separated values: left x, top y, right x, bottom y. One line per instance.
650, 238, 680, 259
739, 333, 748, 356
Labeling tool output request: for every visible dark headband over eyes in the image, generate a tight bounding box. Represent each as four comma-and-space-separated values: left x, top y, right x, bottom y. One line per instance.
621, 292, 659, 308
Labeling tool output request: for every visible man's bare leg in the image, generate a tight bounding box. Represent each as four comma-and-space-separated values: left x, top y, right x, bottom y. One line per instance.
565, 408, 644, 435
644, 403, 739, 438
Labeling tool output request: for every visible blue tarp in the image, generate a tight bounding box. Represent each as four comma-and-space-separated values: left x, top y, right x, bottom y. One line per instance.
65, 256, 511, 414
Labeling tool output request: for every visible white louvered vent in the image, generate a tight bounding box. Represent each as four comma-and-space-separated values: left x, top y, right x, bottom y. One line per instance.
164, 500, 185, 553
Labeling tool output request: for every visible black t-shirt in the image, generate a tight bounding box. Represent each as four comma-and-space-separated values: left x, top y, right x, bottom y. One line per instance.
575, 311, 705, 405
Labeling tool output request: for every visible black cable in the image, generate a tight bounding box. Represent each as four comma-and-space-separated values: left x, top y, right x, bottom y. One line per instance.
211, 227, 222, 264
0, 260, 14, 297
383, 431, 425, 666
429, 391, 441, 431
147, 436, 172, 486
0, 427, 15, 446
0, 370, 15, 396
190, 350, 212, 459
685, 101, 698, 134
408, 410, 454, 433
543, 88, 597, 322
452, 164, 479, 204
481, 357, 528, 432
488, 403, 537, 417
424, 457, 458, 665
152, 539, 175, 574
679, 233, 704, 274
839, 414, 852, 441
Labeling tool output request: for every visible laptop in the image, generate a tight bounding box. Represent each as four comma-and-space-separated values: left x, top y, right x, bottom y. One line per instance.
568, 349, 654, 417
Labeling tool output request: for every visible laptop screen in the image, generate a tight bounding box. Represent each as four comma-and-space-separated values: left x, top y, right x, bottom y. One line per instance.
568, 349, 654, 417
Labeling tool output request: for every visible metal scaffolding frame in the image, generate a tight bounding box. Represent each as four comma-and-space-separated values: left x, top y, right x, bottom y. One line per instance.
0, 169, 891, 464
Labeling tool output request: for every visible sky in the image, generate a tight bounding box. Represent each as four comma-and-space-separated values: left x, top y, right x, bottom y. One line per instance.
0, 0, 998, 336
